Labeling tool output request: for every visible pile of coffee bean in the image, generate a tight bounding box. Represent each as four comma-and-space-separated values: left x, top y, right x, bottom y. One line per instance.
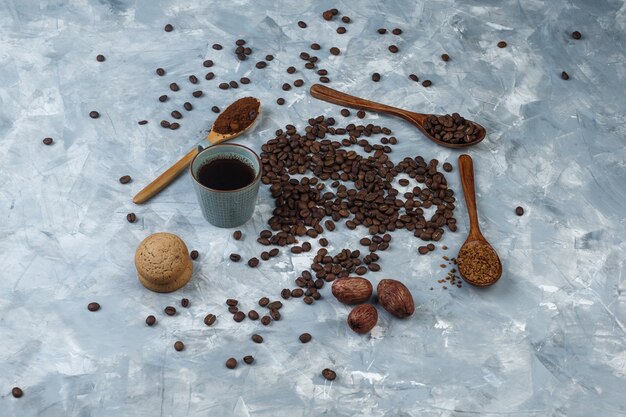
423, 113, 484, 144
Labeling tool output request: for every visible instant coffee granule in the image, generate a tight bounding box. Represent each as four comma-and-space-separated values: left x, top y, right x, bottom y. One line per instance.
212, 97, 259, 135
457, 243, 500, 284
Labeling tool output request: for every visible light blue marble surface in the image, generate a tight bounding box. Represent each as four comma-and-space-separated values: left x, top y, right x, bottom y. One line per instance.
0, 0, 625, 416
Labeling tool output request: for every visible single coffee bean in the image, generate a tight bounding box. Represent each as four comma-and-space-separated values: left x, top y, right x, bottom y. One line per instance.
368, 263, 381, 272
87, 302, 100, 312
441, 54, 450, 62
443, 162, 453, 172
294, 79, 304, 87
174, 341, 185, 351
12, 387, 23, 398
388, 45, 399, 53
171, 110, 182, 119
281, 289, 291, 299
291, 288, 304, 297
233, 311, 245, 322
212, 106, 220, 113
392, 28, 402, 35
188, 75, 198, 84
89, 111, 100, 119
164, 23, 173, 32
342, 16, 351, 23
322, 368, 336, 381
169, 123, 180, 130
372, 73, 381, 82
225, 358, 237, 369
251, 334, 263, 343
310, 43, 321, 51
561, 71, 570, 80
319, 238, 329, 246
159, 94, 168, 102
355, 266, 367, 275
240, 77, 250, 84
299, 333, 312, 343
226, 299, 238, 307
268, 301, 283, 310
243, 355, 254, 364
236, 39, 246, 46
233, 230, 242, 240
184, 102, 193, 111
212, 43, 222, 50
269, 248, 279, 257
258, 297, 270, 307
229, 253, 241, 262
261, 315, 271, 325
418, 246, 429, 255
270, 308, 281, 320
515, 206, 524, 216
399, 179, 410, 186
337, 27, 346, 34
248, 310, 259, 320
204, 314, 216, 326
205, 72, 215, 80
203, 59, 213, 67
409, 74, 419, 82
329, 47, 340, 56
96, 54, 105, 62
298, 21, 307, 28
164, 306, 176, 316
43, 137, 54, 145
305, 62, 315, 69
277, 98, 285, 105
497, 41, 507, 48
357, 110, 366, 119
256, 61, 267, 69
259, 251, 269, 261
287, 66, 296, 74
244, 47, 252, 55
146, 315, 156, 326
322, 10, 334, 20
181, 298, 190, 308
377, 28, 387, 34
282, 83, 291, 91
303, 296, 313, 305
219, 83, 229, 89
228, 306, 239, 314
248, 257, 259, 267
119, 175, 131, 184
192, 90, 203, 97
572, 31, 582, 40
160, 120, 170, 128
422, 80, 432, 87
126, 213, 137, 223
138, 120, 148, 125
156, 67, 165, 76
427, 243, 436, 251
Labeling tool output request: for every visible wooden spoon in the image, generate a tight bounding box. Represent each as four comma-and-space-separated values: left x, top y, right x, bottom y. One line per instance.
456, 154, 502, 287
309, 84, 485, 148
133, 98, 261, 204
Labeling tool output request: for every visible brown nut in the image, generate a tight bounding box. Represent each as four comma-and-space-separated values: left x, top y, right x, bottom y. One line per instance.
347, 304, 378, 334
377, 279, 415, 318
331, 277, 373, 304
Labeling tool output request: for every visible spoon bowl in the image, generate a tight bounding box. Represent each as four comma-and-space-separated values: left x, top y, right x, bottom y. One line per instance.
456, 154, 502, 287
309, 84, 486, 148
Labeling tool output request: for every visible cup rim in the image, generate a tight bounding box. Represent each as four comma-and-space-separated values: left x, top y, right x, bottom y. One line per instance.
190, 143, 262, 193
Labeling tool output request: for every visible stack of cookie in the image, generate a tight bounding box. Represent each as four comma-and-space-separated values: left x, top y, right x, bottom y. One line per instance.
135, 232, 192, 293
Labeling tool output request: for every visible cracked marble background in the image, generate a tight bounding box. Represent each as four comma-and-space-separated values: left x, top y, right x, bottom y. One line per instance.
0, 0, 625, 416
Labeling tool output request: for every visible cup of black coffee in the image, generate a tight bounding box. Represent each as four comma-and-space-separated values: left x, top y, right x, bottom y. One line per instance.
190, 144, 261, 228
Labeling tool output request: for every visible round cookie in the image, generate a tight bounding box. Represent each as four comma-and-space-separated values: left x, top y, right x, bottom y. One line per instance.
135, 232, 192, 293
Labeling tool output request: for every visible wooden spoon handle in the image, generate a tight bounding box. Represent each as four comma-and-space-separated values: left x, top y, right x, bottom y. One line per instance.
310, 84, 415, 119
458, 154, 483, 239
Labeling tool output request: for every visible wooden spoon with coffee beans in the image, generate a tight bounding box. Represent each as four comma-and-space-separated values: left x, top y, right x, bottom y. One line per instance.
309, 84, 486, 148
456, 154, 502, 286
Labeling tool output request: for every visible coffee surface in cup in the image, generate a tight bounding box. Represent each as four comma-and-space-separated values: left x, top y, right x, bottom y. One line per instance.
198, 157, 255, 190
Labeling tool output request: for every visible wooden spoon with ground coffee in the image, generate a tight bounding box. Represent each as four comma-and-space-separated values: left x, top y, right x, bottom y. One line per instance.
309, 84, 486, 148
456, 154, 502, 286
133, 97, 260, 204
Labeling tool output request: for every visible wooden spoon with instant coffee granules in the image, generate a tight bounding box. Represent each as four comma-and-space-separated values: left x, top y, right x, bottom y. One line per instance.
133, 97, 260, 204
309, 84, 486, 148
456, 154, 502, 286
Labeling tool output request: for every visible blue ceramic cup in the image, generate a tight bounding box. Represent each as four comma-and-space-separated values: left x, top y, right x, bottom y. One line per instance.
190, 144, 261, 228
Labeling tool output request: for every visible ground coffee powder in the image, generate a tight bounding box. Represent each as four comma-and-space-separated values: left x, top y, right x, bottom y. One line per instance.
213, 97, 259, 135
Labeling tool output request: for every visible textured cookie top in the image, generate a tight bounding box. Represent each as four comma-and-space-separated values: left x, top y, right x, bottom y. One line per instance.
135, 233, 190, 284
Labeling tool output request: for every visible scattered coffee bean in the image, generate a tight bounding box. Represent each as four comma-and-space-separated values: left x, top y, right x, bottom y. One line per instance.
427, 243, 436, 251
12, 387, 23, 398
248, 257, 260, 268
203, 60, 214, 67
337, 27, 346, 34
126, 213, 137, 223
441, 54, 450, 62
399, 179, 410, 186
282, 83, 291, 91
258, 297, 270, 307
87, 302, 100, 312
43, 137, 54, 145
422, 80, 432, 87
322, 10, 334, 20
377, 28, 387, 34
303, 296, 314, 305
205, 72, 215, 80
248, 310, 259, 320
392, 28, 402, 35
443, 162, 453, 172
305, 62, 315, 69
269, 248, 279, 257
319, 76, 330, 83
243, 355, 254, 364
298, 21, 307, 28
572, 31, 582, 40
170, 83, 180, 92
251, 334, 263, 344
270, 308, 282, 320
268, 301, 283, 310
388, 45, 399, 53
225, 358, 237, 369
299, 333, 312, 343
174, 341, 185, 351
212, 43, 223, 50
170, 123, 180, 130
281, 289, 291, 299
156, 67, 165, 76
212, 106, 220, 113
181, 298, 190, 308
192, 90, 203, 97
322, 368, 336, 381
515, 206, 524, 216
233, 230, 242, 240
226, 299, 238, 307
561, 71, 570, 80
219, 83, 229, 89
256, 61, 267, 69
497, 41, 507, 48
409, 74, 419, 82
329, 47, 340, 56
261, 315, 271, 325
188, 75, 198, 84
233, 311, 245, 322
357, 110, 366, 119
228, 306, 239, 314
310, 43, 321, 51
355, 266, 367, 275
171, 110, 182, 119
184, 102, 193, 111
240, 77, 250, 84
259, 251, 269, 261
96, 54, 105, 62
342, 16, 351, 23
372, 73, 381, 82
159, 94, 168, 102
277, 98, 285, 105
146, 315, 156, 326
119, 175, 131, 184
138, 120, 148, 125
89, 111, 100, 119
294, 79, 304, 87
229, 253, 241, 262
204, 314, 216, 326
418, 246, 429, 255
160, 120, 170, 128
164, 306, 176, 316
291, 288, 304, 297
